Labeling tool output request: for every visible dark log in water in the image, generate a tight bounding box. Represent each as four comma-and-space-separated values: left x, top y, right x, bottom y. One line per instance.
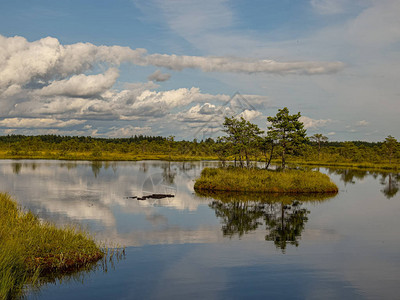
126, 194, 175, 200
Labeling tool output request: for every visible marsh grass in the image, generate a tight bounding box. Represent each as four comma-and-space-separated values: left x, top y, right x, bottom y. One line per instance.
0, 150, 216, 162
194, 167, 338, 194
0, 193, 104, 299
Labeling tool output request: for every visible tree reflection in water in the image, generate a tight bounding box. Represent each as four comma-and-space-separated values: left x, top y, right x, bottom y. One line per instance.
264, 200, 309, 251
328, 168, 368, 185
327, 168, 400, 199
209, 201, 265, 238
204, 192, 334, 253
380, 173, 400, 199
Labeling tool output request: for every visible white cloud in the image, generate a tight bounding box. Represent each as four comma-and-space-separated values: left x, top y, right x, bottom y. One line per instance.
327, 132, 336, 136
0, 34, 345, 101
38, 68, 119, 98
237, 109, 262, 121
0, 34, 344, 137
174, 102, 263, 134
0, 35, 144, 98
145, 54, 344, 75
299, 116, 332, 129
147, 69, 171, 82
176, 103, 223, 124
105, 125, 152, 138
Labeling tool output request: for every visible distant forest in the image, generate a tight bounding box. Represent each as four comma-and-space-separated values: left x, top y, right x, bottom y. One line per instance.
0, 134, 398, 168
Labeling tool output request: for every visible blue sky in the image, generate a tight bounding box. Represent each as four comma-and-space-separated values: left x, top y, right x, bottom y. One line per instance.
0, 0, 399, 141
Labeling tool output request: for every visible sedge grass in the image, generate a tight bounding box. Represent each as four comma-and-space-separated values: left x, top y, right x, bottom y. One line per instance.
194, 167, 338, 194
0, 193, 104, 299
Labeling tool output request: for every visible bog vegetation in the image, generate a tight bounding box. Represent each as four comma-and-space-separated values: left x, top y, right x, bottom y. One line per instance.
194, 167, 338, 193
0, 107, 398, 170
0, 193, 104, 299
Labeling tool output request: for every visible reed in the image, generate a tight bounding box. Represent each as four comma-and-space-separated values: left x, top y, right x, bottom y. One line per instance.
0, 193, 104, 299
194, 167, 338, 194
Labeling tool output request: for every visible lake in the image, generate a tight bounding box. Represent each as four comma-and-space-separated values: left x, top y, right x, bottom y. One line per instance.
1, 160, 400, 299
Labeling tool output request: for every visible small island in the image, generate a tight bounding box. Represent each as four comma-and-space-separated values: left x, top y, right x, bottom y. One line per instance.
195, 109, 338, 195
194, 167, 338, 194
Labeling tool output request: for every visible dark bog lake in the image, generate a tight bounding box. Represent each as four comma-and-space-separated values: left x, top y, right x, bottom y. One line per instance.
1, 160, 400, 299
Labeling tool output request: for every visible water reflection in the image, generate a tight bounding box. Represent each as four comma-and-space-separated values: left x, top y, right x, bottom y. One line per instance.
380, 173, 400, 199
327, 168, 369, 185
327, 168, 400, 199
202, 192, 334, 252
12, 162, 22, 174
1, 161, 400, 299
91, 161, 102, 178
1, 160, 214, 247
264, 200, 309, 251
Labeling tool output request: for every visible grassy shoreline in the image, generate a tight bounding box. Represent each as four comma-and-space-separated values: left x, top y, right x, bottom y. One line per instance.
0, 150, 217, 162
1, 150, 399, 171
194, 167, 339, 194
0, 193, 104, 299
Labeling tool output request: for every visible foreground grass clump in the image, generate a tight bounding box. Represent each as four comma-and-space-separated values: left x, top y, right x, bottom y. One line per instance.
0, 193, 104, 299
194, 167, 338, 194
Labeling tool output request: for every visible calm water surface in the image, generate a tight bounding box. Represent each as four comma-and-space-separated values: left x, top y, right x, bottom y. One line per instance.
1, 160, 399, 299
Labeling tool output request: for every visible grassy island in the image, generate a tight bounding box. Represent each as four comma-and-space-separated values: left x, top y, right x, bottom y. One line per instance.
0, 193, 104, 299
194, 168, 339, 194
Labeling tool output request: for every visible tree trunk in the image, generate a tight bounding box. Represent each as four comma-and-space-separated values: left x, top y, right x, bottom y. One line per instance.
266, 144, 274, 169
245, 149, 250, 169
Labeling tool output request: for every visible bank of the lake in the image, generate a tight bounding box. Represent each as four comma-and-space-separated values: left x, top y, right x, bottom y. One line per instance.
0, 150, 217, 162
0, 193, 104, 299
194, 167, 338, 194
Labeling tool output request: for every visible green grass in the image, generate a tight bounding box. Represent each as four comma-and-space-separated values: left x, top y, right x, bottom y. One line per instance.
0, 193, 104, 299
194, 167, 339, 194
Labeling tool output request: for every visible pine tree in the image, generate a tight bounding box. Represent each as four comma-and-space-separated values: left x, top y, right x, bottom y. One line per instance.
267, 107, 307, 169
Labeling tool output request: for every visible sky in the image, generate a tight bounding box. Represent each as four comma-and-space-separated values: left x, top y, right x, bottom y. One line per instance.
0, 0, 399, 141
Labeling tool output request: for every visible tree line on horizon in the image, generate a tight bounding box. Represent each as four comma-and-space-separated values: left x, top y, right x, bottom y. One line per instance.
0, 108, 398, 166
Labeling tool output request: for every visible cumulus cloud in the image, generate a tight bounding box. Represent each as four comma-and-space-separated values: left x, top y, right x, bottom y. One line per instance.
176, 102, 262, 127
38, 68, 119, 98
0, 34, 345, 137
0, 34, 344, 100
176, 103, 222, 124
0, 35, 143, 98
147, 69, 171, 82
237, 109, 262, 121
299, 116, 332, 129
